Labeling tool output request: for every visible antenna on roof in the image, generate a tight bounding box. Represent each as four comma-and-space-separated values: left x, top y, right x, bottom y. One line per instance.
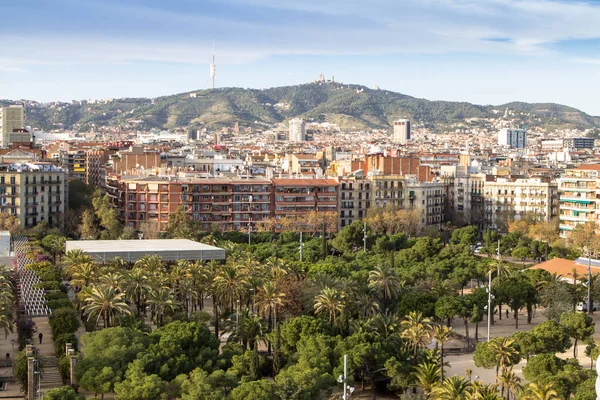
210, 41, 216, 89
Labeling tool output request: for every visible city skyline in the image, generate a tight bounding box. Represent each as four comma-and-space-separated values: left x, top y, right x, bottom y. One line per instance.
2, 0, 600, 114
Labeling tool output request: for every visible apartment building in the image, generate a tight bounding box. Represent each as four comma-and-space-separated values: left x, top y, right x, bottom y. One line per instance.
86, 149, 110, 187
484, 177, 558, 231
59, 150, 87, 181
105, 175, 272, 232
288, 154, 321, 175
272, 178, 338, 232
370, 174, 445, 229
338, 177, 372, 230
558, 164, 600, 237
0, 163, 66, 228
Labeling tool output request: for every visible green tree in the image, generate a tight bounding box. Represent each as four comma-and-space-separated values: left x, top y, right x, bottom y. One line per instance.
431, 376, 472, 400
522, 381, 559, 400
41, 234, 66, 264
231, 380, 278, 400
411, 362, 440, 399
473, 337, 521, 378
44, 386, 85, 400
495, 274, 537, 328
113, 360, 167, 400
79, 208, 99, 240
560, 312, 595, 358
435, 295, 460, 327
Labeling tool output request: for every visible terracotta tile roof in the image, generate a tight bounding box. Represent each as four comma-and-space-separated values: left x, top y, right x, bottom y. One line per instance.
528, 258, 600, 278
576, 164, 600, 171
272, 178, 338, 186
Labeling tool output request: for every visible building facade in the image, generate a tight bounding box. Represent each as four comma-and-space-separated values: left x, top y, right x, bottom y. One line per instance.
0, 163, 67, 228
393, 119, 411, 145
0, 105, 25, 148
498, 128, 527, 148
484, 177, 558, 231
105, 175, 273, 232
558, 165, 600, 237
288, 119, 306, 142
338, 177, 372, 230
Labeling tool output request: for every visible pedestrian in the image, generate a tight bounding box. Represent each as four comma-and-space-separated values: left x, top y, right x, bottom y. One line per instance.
505, 309, 509, 319
38, 332, 43, 345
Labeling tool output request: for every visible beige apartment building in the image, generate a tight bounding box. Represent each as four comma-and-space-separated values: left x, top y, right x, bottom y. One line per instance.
483, 177, 558, 231
0, 163, 67, 228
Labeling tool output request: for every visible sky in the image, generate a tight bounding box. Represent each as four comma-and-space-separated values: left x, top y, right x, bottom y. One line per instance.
2, 0, 600, 114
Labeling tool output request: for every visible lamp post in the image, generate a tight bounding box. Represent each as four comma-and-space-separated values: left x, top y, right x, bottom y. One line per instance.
236, 299, 240, 343
585, 246, 593, 315
338, 354, 354, 399
487, 269, 492, 342
363, 222, 367, 252
10, 339, 14, 375
299, 232, 304, 262
247, 222, 252, 245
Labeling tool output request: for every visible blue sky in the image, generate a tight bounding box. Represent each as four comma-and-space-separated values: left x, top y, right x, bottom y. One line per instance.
2, 0, 600, 114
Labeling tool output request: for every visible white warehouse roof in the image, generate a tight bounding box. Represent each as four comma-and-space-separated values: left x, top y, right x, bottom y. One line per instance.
66, 239, 225, 263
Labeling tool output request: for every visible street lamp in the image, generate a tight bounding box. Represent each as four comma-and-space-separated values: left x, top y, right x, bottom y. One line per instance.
249, 288, 255, 313
362, 222, 367, 252
337, 354, 350, 399
299, 232, 304, 262
10, 339, 14, 375
236, 299, 240, 341
585, 246, 593, 315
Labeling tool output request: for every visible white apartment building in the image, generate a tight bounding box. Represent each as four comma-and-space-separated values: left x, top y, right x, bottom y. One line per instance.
393, 119, 411, 145
558, 165, 600, 237
288, 118, 306, 142
498, 128, 527, 149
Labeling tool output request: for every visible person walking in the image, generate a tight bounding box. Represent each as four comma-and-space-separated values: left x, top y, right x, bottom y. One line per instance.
38, 332, 43, 345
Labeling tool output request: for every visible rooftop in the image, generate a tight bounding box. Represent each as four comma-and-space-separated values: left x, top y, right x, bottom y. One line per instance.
66, 239, 226, 262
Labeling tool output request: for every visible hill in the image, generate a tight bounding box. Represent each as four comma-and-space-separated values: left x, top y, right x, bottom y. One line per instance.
4, 83, 599, 132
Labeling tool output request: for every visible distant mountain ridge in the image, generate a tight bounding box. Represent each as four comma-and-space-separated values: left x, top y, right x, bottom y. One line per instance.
3, 83, 599, 132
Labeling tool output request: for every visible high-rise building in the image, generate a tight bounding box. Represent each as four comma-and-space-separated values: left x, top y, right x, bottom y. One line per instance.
498, 128, 527, 148
393, 119, 411, 144
0, 163, 67, 228
288, 119, 306, 142
0, 105, 25, 147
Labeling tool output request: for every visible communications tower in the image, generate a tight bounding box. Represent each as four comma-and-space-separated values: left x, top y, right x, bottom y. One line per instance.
210, 41, 216, 89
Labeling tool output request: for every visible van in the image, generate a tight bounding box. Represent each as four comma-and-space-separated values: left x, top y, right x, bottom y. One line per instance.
576, 302, 597, 312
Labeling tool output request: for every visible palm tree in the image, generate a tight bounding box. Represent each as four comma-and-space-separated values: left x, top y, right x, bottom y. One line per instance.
256, 281, 285, 331
83, 285, 131, 328
521, 382, 559, 400
213, 264, 249, 310
147, 287, 180, 326
498, 367, 522, 400
99, 272, 123, 292
467, 382, 501, 400
368, 264, 403, 310
431, 325, 453, 381
489, 337, 519, 378
125, 268, 151, 315
313, 287, 345, 324
70, 262, 97, 291
431, 376, 472, 400
134, 255, 165, 276
354, 292, 380, 319
401, 311, 432, 361
62, 249, 93, 277
412, 362, 440, 399
0, 314, 13, 339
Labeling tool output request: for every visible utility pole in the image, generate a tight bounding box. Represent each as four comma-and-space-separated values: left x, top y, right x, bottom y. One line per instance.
487, 240, 500, 342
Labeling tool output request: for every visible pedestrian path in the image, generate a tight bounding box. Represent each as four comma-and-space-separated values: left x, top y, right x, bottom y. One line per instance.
31, 317, 62, 392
